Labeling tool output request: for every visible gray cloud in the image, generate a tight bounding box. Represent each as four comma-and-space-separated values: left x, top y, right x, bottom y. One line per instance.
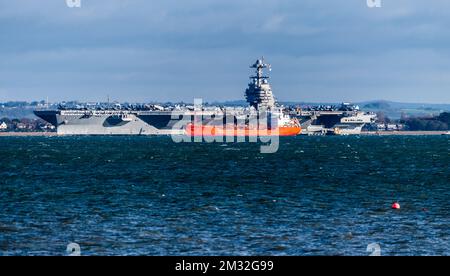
0, 0, 449, 103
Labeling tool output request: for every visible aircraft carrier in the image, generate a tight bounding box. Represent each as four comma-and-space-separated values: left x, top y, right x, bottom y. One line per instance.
34, 58, 376, 135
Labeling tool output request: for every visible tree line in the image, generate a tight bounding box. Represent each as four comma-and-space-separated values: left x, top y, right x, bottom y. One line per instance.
402, 112, 449, 131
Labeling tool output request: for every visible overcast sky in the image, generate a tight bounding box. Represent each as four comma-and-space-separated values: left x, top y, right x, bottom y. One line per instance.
0, 0, 449, 103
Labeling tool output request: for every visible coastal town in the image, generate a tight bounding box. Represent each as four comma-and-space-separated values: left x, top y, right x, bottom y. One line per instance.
0, 117, 55, 132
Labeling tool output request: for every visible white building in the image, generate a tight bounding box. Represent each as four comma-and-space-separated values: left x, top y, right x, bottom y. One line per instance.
0, 122, 7, 130
377, 123, 404, 131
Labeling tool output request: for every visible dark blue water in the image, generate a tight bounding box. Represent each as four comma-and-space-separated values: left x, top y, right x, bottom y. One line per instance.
0, 136, 448, 255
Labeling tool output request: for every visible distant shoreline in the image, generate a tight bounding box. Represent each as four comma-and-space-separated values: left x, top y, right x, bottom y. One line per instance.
0, 132, 57, 137
361, 131, 448, 136
0, 131, 448, 137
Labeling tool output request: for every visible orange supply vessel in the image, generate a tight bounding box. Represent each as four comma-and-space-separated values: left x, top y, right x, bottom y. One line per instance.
186, 122, 301, 137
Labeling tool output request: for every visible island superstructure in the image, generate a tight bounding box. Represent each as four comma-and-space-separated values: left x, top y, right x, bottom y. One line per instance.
245, 58, 276, 109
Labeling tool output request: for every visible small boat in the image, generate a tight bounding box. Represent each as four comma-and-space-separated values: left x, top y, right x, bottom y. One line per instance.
119, 114, 134, 122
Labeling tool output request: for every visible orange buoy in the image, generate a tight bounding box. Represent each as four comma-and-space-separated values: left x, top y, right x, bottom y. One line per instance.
392, 202, 400, 209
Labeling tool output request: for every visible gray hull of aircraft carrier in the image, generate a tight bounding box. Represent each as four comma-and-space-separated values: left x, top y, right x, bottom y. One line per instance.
34, 110, 193, 135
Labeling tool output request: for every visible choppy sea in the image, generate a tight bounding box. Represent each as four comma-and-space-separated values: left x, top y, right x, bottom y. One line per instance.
0, 136, 448, 255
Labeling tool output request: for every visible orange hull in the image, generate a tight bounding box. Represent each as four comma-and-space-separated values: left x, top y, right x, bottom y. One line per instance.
186, 124, 301, 136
